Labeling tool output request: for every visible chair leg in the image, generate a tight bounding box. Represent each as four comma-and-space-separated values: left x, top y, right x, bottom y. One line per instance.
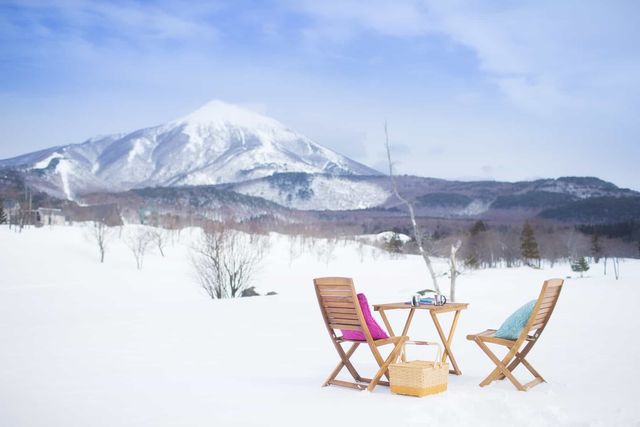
472, 338, 504, 386
369, 344, 391, 382
366, 339, 405, 392
474, 339, 526, 391
497, 340, 534, 380
323, 338, 409, 392
323, 342, 362, 387
496, 341, 546, 387
520, 357, 545, 384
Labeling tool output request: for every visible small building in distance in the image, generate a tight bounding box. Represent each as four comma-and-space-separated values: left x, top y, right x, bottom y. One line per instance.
1, 202, 66, 227
37, 207, 66, 226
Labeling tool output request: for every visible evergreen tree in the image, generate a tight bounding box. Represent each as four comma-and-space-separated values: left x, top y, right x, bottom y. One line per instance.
590, 234, 602, 263
466, 220, 487, 268
464, 255, 479, 269
520, 222, 540, 266
0, 198, 6, 224
385, 232, 403, 253
571, 256, 590, 277
470, 220, 487, 235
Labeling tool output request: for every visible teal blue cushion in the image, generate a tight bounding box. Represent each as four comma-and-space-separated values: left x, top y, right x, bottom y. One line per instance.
495, 300, 536, 340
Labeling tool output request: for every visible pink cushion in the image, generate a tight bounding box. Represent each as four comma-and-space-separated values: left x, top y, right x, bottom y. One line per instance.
341, 293, 389, 341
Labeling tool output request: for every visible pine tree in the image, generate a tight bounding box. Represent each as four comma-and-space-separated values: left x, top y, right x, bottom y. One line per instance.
590, 234, 602, 263
571, 256, 590, 277
0, 198, 6, 224
520, 222, 540, 267
385, 232, 403, 253
470, 220, 487, 235
466, 220, 487, 268
464, 255, 479, 269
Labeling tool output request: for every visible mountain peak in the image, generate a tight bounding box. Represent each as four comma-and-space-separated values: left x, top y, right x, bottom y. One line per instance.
0, 99, 380, 198
174, 100, 284, 130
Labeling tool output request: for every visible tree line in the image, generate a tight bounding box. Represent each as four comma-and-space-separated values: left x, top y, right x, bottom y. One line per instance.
383, 219, 637, 273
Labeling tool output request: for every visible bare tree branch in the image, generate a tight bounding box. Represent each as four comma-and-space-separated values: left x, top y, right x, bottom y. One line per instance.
87, 220, 112, 263
191, 225, 267, 299
385, 122, 441, 295
149, 228, 166, 257
449, 240, 462, 302
126, 228, 153, 270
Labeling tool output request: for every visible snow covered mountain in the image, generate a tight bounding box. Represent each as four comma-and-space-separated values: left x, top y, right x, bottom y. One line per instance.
220, 173, 639, 220
225, 173, 391, 210
0, 101, 380, 199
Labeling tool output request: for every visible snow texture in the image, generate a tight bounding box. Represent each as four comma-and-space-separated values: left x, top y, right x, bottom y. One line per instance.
1, 224, 639, 426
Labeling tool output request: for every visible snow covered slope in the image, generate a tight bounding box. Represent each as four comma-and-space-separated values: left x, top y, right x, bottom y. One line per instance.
220, 173, 640, 214
1, 225, 639, 426
227, 173, 391, 210
0, 101, 380, 199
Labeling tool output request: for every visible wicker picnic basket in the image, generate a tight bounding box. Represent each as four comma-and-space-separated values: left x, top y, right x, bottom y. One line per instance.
389, 341, 448, 397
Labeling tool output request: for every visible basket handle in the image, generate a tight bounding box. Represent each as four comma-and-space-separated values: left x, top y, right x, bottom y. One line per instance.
400, 340, 443, 368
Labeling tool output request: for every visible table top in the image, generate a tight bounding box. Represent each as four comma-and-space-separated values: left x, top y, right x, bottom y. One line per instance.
373, 302, 469, 313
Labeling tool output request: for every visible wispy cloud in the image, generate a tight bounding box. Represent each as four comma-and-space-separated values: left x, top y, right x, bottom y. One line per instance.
292, 0, 432, 38
289, 0, 640, 119
1, 0, 220, 46
0, 0, 638, 188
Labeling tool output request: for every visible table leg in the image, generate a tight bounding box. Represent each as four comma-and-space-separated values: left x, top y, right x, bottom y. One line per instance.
378, 309, 395, 337
430, 310, 462, 375
401, 308, 415, 337
445, 310, 461, 367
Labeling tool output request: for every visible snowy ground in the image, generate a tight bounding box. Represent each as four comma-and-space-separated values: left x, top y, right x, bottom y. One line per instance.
1, 225, 639, 426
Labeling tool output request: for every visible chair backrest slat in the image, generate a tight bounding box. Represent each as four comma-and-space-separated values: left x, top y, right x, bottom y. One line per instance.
314, 277, 369, 338
526, 278, 563, 335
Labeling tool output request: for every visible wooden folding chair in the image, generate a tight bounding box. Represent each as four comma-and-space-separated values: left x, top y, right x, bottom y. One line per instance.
313, 277, 408, 392
466, 278, 564, 391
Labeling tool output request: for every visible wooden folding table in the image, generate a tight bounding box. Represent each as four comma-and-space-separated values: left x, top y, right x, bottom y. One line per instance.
373, 302, 469, 375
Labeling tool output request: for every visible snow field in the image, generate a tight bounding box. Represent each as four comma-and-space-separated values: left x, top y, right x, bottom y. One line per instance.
0, 225, 639, 426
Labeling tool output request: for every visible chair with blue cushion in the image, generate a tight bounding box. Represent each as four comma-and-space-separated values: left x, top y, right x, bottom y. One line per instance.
466, 278, 564, 391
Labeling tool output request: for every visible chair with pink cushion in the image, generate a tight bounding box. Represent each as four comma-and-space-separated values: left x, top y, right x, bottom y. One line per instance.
313, 277, 408, 392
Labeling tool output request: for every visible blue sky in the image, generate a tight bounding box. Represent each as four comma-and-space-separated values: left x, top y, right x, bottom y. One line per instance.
1, 0, 639, 189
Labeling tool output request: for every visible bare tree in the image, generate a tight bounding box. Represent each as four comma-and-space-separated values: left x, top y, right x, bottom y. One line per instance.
449, 240, 462, 302
288, 234, 303, 266
126, 227, 153, 270
315, 237, 337, 267
86, 220, 112, 263
612, 257, 620, 280
192, 225, 267, 299
565, 229, 590, 260
538, 228, 567, 268
0, 198, 6, 225
602, 237, 626, 279
149, 228, 167, 257
385, 123, 441, 295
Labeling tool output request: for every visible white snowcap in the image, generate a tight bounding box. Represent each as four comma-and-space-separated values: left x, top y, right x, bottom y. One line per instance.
173, 100, 286, 131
